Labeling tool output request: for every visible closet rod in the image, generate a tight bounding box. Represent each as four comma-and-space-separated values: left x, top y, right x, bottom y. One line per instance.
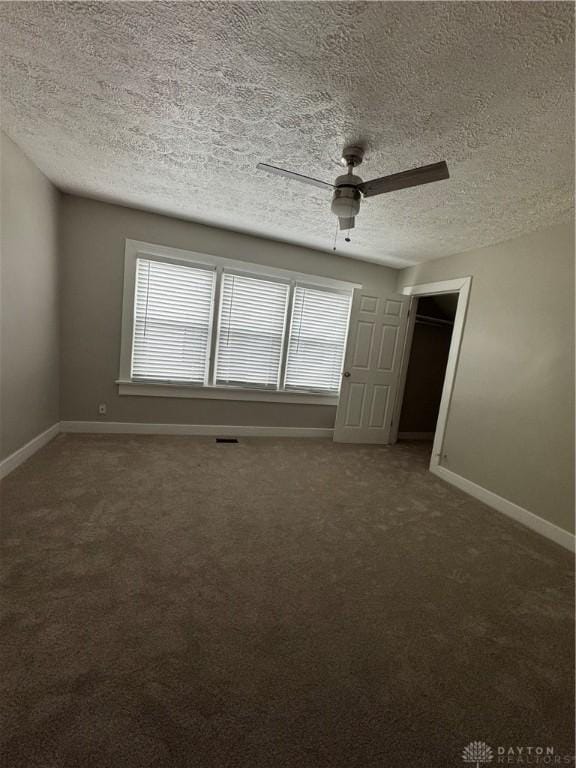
415, 314, 454, 326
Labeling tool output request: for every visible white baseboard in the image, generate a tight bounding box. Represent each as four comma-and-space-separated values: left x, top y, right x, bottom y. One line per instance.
59, 421, 334, 439
431, 464, 575, 553
0, 423, 60, 480
398, 431, 435, 440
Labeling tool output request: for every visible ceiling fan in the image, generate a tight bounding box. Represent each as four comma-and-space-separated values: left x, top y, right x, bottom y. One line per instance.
257, 145, 449, 232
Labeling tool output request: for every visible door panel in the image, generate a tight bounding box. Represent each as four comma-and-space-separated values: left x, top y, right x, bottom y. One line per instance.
352, 322, 374, 368
345, 382, 365, 427
359, 295, 378, 313
377, 325, 398, 370
369, 384, 390, 428
385, 299, 403, 316
334, 289, 409, 444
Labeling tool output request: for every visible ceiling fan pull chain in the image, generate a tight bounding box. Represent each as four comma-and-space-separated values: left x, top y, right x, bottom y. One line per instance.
332, 218, 339, 252
345, 198, 354, 242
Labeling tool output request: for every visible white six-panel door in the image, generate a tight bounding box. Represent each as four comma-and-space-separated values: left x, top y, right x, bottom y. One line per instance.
333, 289, 410, 444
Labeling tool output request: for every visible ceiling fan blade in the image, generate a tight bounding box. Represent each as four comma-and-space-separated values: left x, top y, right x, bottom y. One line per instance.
256, 163, 333, 191
339, 216, 355, 230
359, 160, 449, 198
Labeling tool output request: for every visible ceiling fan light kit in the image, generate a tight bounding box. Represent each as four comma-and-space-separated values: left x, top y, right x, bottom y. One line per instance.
330, 146, 364, 228
257, 145, 450, 241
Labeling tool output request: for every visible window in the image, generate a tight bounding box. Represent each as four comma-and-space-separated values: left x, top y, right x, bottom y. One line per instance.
285, 285, 351, 393
215, 273, 289, 388
132, 259, 215, 383
120, 241, 354, 401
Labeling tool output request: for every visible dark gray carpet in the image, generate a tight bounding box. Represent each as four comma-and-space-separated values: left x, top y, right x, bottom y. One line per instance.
1, 434, 574, 767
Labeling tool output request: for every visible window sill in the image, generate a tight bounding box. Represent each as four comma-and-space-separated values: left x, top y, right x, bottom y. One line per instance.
116, 380, 339, 406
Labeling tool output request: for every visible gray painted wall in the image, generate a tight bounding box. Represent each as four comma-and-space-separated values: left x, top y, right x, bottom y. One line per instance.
59, 195, 398, 429
397, 221, 575, 534
0, 133, 60, 460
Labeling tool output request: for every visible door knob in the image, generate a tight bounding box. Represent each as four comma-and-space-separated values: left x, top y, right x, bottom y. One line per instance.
343, 371, 351, 377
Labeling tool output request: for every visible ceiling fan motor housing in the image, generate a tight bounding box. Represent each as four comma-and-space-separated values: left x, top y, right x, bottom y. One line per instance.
331, 173, 363, 218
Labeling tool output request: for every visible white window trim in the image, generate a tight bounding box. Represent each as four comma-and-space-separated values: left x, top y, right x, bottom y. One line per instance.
118, 239, 359, 404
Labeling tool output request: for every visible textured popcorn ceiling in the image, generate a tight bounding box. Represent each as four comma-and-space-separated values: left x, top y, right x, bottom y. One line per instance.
0, 2, 574, 267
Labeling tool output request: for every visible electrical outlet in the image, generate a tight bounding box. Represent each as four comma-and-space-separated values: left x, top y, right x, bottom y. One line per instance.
98, 403, 107, 416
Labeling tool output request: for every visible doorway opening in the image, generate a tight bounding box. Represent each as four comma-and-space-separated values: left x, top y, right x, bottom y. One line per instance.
393, 276, 472, 471
397, 294, 458, 443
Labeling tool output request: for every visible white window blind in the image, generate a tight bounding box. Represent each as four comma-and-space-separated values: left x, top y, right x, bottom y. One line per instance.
284, 285, 351, 393
215, 272, 289, 388
131, 258, 215, 383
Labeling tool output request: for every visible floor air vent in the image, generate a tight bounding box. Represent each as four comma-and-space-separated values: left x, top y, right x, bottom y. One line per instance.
215, 438, 239, 443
